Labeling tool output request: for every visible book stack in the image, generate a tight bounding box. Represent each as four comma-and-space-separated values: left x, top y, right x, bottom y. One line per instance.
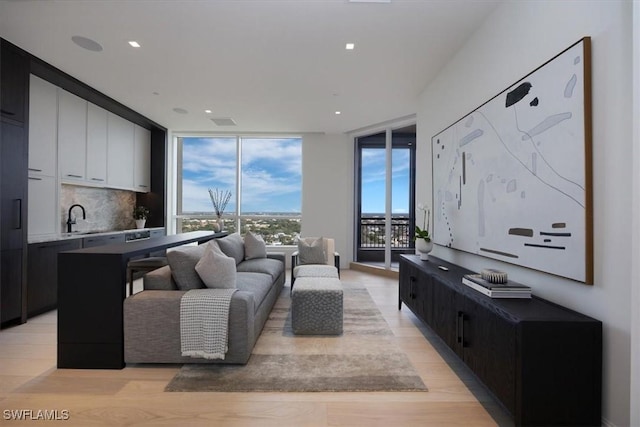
462, 274, 532, 299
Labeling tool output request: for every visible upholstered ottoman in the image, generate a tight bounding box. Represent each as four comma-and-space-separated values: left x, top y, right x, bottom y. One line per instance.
291, 277, 343, 335
292, 265, 339, 289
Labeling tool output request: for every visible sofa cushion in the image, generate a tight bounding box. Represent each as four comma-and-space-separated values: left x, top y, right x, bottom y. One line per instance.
244, 231, 267, 260
236, 272, 273, 312
237, 257, 284, 281
166, 244, 206, 290
195, 242, 237, 289
298, 237, 326, 265
217, 233, 245, 265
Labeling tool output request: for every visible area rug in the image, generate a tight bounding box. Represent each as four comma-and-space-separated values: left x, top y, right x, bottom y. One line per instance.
165, 283, 427, 392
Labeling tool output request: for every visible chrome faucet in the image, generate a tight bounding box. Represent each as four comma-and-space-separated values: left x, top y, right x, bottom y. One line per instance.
67, 204, 86, 233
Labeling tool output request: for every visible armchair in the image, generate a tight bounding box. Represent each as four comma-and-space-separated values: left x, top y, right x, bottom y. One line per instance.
291, 237, 340, 286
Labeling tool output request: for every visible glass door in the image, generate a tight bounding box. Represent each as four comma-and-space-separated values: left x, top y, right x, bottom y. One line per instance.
355, 126, 415, 267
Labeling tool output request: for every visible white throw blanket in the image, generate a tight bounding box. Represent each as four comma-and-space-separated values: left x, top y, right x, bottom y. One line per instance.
180, 288, 237, 360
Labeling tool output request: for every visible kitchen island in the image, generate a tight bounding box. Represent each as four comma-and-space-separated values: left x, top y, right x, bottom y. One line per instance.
57, 231, 227, 369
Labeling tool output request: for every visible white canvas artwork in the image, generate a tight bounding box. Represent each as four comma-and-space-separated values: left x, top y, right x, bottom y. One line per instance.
432, 38, 591, 283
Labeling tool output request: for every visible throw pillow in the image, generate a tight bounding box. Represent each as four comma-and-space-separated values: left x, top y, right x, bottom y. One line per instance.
217, 233, 245, 265
298, 237, 326, 265
166, 244, 207, 290
244, 231, 267, 260
195, 241, 237, 289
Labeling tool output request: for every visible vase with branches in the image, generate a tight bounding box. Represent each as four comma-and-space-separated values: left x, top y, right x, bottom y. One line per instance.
208, 188, 232, 231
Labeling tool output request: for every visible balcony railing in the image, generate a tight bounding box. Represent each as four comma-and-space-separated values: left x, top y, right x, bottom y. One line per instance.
359, 215, 413, 249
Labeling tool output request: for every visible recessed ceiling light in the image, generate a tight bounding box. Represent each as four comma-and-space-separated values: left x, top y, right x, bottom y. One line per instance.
345, 43, 355, 50
173, 107, 188, 114
128, 41, 141, 48
335, 111, 342, 115
71, 35, 103, 52
205, 109, 212, 114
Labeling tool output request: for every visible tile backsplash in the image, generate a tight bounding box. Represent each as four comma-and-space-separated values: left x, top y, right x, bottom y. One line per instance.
60, 185, 137, 233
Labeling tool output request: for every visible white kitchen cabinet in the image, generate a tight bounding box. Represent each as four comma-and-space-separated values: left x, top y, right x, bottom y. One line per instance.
107, 112, 134, 189
58, 89, 87, 182
28, 75, 58, 177
86, 103, 108, 184
134, 125, 151, 192
27, 175, 58, 236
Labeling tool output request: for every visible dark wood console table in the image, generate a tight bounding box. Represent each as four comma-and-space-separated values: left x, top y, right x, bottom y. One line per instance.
57, 231, 227, 369
399, 255, 602, 427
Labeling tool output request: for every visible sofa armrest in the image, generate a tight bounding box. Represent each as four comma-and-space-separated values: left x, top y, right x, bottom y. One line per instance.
267, 252, 285, 264
143, 265, 177, 290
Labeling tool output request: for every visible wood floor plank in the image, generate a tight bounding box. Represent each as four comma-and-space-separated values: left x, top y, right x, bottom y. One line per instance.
327, 401, 498, 427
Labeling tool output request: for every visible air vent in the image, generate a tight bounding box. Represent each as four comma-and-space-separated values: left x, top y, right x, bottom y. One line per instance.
211, 117, 237, 126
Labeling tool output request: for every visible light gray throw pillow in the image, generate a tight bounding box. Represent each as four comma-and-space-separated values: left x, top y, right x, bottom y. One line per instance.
217, 233, 245, 265
244, 231, 267, 260
166, 244, 207, 290
195, 241, 237, 289
298, 237, 326, 265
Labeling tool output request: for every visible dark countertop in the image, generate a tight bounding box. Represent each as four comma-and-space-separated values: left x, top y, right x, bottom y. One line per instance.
27, 227, 166, 244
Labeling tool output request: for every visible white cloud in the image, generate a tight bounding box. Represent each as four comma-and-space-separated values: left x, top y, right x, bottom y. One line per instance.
180, 136, 302, 213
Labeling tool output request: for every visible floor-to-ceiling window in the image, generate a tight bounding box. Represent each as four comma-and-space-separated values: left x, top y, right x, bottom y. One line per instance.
355, 126, 416, 266
176, 135, 302, 245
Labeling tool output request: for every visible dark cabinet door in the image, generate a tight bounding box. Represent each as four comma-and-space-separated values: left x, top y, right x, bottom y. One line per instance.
1, 249, 23, 323
399, 262, 425, 320
27, 239, 82, 317
0, 41, 28, 124
431, 277, 460, 351
149, 229, 166, 256
1, 121, 27, 250
1, 120, 27, 326
399, 261, 412, 310
83, 234, 126, 248
461, 296, 517, 414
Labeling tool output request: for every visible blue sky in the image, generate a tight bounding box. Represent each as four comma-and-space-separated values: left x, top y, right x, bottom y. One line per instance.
181, 137, 410, 216
361, 148, 410, 214
181, 137, 302, 214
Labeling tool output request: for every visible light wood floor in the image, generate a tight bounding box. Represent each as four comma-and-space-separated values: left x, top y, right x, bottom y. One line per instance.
0, 270, 512, 426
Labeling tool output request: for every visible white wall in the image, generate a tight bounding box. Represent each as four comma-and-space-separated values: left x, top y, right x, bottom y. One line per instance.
301, 133, 353, 268
417, 2, 633, 426
631, 2, 640, 426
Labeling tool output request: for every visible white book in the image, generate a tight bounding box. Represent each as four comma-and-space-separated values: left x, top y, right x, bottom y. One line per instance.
462, 277, 532, 299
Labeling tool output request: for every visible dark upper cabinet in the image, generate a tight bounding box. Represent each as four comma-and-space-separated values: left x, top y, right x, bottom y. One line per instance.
1, 40, 29, 124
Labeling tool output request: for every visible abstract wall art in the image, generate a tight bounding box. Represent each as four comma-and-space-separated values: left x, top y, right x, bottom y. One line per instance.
432, 37, 592, 283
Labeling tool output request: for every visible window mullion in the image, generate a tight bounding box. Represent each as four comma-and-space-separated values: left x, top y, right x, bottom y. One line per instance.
236, 135, 242, 232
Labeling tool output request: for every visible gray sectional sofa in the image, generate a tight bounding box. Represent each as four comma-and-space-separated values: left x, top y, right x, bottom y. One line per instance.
124, 234, 285, 365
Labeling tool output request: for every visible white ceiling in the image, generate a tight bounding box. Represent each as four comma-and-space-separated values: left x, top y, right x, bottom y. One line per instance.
0, 0, 502, 134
